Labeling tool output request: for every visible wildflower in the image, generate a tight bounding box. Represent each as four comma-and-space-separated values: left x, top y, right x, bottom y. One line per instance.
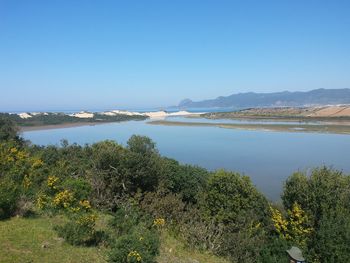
79, 200, 92, 210
77, 214, 98, 227
6, 156, 15, 162
288, 202, 313, 246
47, 176, 59, 189
70, 207, 81, 213
270, 203, 313, 246
32, 158, 44, 168
153, 218, 166, 228
16, 150, 28, 160
53, 190, 74, 208
36, 193, 49, 209
23, 175, 32, 189
127, 250, 142, 262
10, 147, 18, 154
270, 205, 289, 238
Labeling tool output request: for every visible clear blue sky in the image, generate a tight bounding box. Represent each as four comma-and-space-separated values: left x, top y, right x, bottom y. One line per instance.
1, 0, 350, 111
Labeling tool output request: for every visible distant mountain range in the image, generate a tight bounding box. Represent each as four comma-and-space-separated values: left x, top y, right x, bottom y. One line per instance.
178, 88, 350, 109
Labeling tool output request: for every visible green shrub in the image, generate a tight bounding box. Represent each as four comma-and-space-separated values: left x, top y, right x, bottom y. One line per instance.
282, 167, 350, 225
109, 205, 147, 236
62, 177, 92, 200
158, 158, 209, 204
218, 225, 267, 263
108, 204, 160, 263
202, 169, 268, 225
140, 190, 186, 226
108, 228, 160, 263
308, 207, 350, 263
0, 178, 19, 219
179, 212, 224, 252
55, 213, 104, 246
0, 115, 19, 142
258, 237, 290, 263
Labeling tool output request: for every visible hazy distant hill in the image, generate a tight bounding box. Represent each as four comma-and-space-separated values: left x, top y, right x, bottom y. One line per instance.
178, 88, 350, 108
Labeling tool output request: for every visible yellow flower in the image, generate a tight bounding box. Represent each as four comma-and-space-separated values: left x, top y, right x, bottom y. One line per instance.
287, 202, 313, 246
36, 193, 49, 209
153, 218, 166, 228
10, 147, 18, 154
270, 203, 313, 246
128, 250, 142, 262
47, 176, 59, 189
53, 190, 74, 208
6, 156, 15, 162
32, 158, 44, 168
79, 200, 92, 210
77, 214, 98, 227
16, 150, 28, 160
23, 175, 32, 189
70, 207, 81, 213
270, 205, 289, 238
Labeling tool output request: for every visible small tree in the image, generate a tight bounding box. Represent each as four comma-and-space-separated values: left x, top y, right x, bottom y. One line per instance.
270, 202, 313, 248
310, 207, 350, 262
203, 169, 268, 225
0, 116, 19, 142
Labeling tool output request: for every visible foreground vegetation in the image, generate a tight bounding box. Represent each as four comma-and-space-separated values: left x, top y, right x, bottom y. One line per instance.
1, 115, 350, 262
0, 216, 227, 263
0, 216, 106, 263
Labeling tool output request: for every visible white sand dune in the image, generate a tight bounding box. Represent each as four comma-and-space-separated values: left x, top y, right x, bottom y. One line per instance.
30, 112, 49, 116
70, 111, 94, 118
19, 113, 32, 119
102, 110, 144, 116
15, 109, 203, 120
168, 110, 204, 116
143, 111, 167, 118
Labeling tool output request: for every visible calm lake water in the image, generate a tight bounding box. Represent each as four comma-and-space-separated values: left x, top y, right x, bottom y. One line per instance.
22, 118, 350, 200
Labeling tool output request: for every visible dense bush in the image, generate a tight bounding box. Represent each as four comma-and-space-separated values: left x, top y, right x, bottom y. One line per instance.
127, 135, 158, 155
108, 205, 160, 263
109, 205, 147, 236
123, 136, 161, 193
55, 213, 104, 246
108, 229, 160, 263
259, 237, 291, 263
179, 209, 225, 252
282, 167, 350, 224
140, 190, 186, 225
89, 137, 162, 209
0, 116, 20, 142
308, 207, 350, 262
158, 158, 209, 203
282, 167, 350, 262
0, 178, 19, 219
62, 177, 92, 201
202, 169, 268, 225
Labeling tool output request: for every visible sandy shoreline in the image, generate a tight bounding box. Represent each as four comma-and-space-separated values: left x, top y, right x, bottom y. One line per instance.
20, 122, 107, 132
148, 120, 350, 135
